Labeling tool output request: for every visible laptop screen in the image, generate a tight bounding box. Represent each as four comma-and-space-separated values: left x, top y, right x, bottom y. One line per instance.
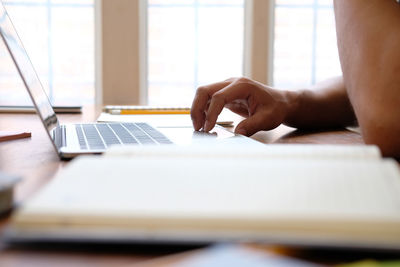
0, 2, 58, 136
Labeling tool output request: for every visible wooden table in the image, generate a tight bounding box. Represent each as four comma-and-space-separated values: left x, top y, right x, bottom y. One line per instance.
0, 106, 395, 267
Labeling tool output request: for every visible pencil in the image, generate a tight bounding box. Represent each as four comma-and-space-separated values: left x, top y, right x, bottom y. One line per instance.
110, 109, 191, 115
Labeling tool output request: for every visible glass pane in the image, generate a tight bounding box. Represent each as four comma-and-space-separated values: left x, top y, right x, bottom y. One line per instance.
52, 5, 94, 105
273, 7, 314, 89
0, 4, 48, 106
148, 0, 244, 106
0, 1, 94, 106
148, 6, 195, 105
0, 39, 33, 106
273, 0, 341, 90
315, 8, 341, 82
197, 6, 243, 85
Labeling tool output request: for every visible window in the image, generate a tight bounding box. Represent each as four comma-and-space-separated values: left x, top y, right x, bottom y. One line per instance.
1, 0, 341, 107
273, 0, 341, 89
0, 0, 94, 106
145, 0, 340, 105
147, 0, 245, 105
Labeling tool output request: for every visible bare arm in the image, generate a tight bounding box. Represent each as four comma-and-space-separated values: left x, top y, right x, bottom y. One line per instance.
284, 76, 356, 129
334, 0, 400, 157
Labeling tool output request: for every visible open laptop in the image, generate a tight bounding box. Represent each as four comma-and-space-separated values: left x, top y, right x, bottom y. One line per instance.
0, 2, 258, 159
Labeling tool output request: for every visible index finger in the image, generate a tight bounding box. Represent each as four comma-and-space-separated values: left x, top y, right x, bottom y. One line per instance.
204, 81, 251, 132
190, 80, 232, 131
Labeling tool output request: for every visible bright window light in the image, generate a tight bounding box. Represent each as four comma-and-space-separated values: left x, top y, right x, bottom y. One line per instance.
0, 0, 94, 106
273, 0, 341, 89
147, 0, 245, 106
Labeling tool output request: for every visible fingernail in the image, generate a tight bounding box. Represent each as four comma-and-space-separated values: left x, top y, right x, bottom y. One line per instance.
204, 121, 212, 132
236, 128, 247, 136
193, 121, 200, 131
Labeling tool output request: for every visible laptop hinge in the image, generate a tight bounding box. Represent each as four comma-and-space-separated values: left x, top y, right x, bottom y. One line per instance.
61, 125, 67, 147
53, 125, 66, 149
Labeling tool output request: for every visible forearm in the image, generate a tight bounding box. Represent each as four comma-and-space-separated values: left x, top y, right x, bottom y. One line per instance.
283, 76, 356, 129
334, 0, 400, 157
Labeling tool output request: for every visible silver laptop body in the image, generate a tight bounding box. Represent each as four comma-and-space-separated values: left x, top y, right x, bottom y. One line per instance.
0, 2, 259, 159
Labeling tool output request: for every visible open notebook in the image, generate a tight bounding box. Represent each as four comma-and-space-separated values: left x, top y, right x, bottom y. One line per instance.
7, 144, 400, 250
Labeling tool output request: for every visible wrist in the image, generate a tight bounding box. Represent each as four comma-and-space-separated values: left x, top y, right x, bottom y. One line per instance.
282, 89, 309, 127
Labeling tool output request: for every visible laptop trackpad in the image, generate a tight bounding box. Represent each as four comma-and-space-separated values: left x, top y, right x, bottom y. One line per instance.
159, 127, 259, 146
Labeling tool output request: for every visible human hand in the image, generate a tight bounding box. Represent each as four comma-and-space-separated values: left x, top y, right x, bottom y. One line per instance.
190, 77, 294, 136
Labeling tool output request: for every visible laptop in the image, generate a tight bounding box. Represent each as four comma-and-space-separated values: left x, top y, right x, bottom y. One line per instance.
0, 2, 258, 159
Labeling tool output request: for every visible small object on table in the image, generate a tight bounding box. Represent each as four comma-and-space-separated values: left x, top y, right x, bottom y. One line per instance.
0, 172, 20, 214
0, 105, 82, 114
0, 131, 31, 142
101, 105, 235, 127
103, 105, 191, 115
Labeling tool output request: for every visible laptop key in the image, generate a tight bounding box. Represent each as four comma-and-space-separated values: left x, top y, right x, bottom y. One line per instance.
96, 124, 121, 146
75, 125, 88, 150
109, 123, 138, 144
82, 124, 106, 150
136, 123, 173, 144
122, 123, 156, 144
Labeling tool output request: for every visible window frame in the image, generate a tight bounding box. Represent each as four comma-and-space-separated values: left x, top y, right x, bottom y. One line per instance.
244, 0, 275, 86
97, 0, 274, 105
96, 0, 148, 105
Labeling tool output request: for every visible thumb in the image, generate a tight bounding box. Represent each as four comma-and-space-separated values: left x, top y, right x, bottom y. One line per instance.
234, 112, 270, 136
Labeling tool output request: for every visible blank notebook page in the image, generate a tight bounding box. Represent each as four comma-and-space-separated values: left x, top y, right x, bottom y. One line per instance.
19, 157, 400, 222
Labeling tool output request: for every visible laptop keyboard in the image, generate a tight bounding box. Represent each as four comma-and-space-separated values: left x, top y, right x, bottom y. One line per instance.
75, 123, 173, 150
